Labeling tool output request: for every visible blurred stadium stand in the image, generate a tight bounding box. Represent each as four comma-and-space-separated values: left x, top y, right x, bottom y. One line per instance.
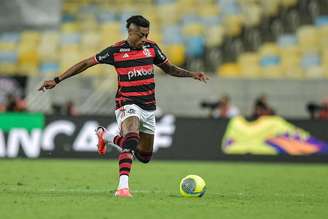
0, 0, 328, 117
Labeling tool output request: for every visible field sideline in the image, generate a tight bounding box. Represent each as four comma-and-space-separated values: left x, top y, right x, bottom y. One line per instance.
0, 159, 327, 219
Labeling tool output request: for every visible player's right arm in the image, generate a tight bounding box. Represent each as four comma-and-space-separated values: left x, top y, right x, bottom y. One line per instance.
38, 57, 97, 92
38, 45, 115, 92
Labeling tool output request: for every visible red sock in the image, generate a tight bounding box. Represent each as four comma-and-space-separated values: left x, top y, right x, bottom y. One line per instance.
118, 151, 133, 176
113, 135, 124, 148
114, 133, 140, 151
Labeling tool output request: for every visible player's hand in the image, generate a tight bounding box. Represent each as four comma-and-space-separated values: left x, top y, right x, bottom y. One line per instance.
38, 80, 57, 92
191, 72, 209, 83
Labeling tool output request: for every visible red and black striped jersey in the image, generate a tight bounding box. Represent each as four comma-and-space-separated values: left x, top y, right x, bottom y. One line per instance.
94, 40, 168, 111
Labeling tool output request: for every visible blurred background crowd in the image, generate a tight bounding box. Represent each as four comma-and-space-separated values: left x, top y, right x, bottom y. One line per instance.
0, 0, 327, 119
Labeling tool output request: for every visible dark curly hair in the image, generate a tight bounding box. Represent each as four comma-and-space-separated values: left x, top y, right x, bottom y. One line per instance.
126, 15, 150, 29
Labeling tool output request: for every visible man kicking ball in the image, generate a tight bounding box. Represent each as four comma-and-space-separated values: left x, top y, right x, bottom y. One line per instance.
38, 15, 209, 197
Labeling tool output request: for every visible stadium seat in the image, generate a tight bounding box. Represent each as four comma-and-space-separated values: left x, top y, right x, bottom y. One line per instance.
259, 43, 279, 57
60, 32, 80, 45
258, 43, 282, 78
38, 32, 59, 62
315, 16, 328, 27
318, 25, 328, 50
182, 22, 204, 37
239, 2, 261, 27
280, 47, 303, 78
217, 63, 241, 77
300, 52, 321, 70
204, 25, 224, 47
100, 22, 123, 43
278, 34, 297, 48
0, 32, 20, 44
61, 22, 80, 32
297, 26, 319, 53
39, 62, 59, 76
304, 65, 324, 78
261, 65, 284, 78
81, 31, 100, 52
165, 43, 186, 66
238, 52, 261, 78
0, 63, 17, 75
184, 36, 205, 58
280, 0, 298, 8
0, 42, 16, 52
223, 15, 242, 37
163, 26, 183, 44
260, 0, 280, 17
0, 51, 17, 63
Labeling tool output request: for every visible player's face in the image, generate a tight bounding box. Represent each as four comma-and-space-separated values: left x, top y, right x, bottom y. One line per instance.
128, 25, 149, 49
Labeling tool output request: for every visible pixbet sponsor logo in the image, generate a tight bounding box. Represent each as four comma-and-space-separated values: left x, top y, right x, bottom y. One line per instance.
127, 67, 153, 80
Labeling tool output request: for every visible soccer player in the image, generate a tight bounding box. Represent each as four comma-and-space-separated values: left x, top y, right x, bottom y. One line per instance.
38, 15, 209, 197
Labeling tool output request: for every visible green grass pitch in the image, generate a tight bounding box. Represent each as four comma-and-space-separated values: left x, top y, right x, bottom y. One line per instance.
0, 159, 327, 219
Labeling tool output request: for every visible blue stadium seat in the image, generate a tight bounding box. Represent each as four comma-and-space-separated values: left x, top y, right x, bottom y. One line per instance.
185, 36, 205, 58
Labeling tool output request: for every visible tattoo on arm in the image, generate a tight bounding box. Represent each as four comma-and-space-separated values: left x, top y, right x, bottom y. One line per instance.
59, 57, 96, 81
159, 62, 193, 77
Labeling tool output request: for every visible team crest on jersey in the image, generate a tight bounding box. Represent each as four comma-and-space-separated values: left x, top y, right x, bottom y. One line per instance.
143, 48, 152, 57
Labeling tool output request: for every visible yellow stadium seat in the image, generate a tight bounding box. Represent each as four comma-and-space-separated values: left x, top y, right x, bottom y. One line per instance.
81, 31, 100, 49
157, 3, 179, 25
280, 46, 303, 78
241, 3, 261, 27
205, 26, 224, 47
197, 4, 219, 17
100, 33, 124, 47
261, 0, 280, 17
238, 52, 261, 78
21, 31, 40, 43
223, 15, 243, 37
280, 0, 298, 7
40, 32, 59, 44
61, 22, 80, 32
282, 65, 304, 79
38, 32, 59, 62
297, 25, 319, 53
0, 63, 17, 75
100, 22, 123, 43
217, 63, 241, 78
176, 0, 196, 15
17, 63, 38, 76
259, 43, 280, 57
323, 65, 328, 78
79, 18, 99, 32
62, 2, 79, 14
304, 66, 324, 78
182, 23, 204, 37
321, 49, 328, 78
261, 65, 284, 79
18, 49, 39, 65
165, 44, 186, 66
0, 42, 16, 51
318, 25, 328, 50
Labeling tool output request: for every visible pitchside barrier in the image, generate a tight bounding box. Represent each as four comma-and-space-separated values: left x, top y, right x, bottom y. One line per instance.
0, 113, 328, 162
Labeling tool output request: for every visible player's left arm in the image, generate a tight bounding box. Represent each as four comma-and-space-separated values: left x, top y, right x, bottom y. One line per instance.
158, 61, 209, 83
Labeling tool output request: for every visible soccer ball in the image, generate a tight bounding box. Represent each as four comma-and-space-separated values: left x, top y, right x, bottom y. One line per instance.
179, 175, 206, 197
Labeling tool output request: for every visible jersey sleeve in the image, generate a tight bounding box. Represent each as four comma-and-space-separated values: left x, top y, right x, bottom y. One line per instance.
153, 44, 168, 66
94, 46, 115, 65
